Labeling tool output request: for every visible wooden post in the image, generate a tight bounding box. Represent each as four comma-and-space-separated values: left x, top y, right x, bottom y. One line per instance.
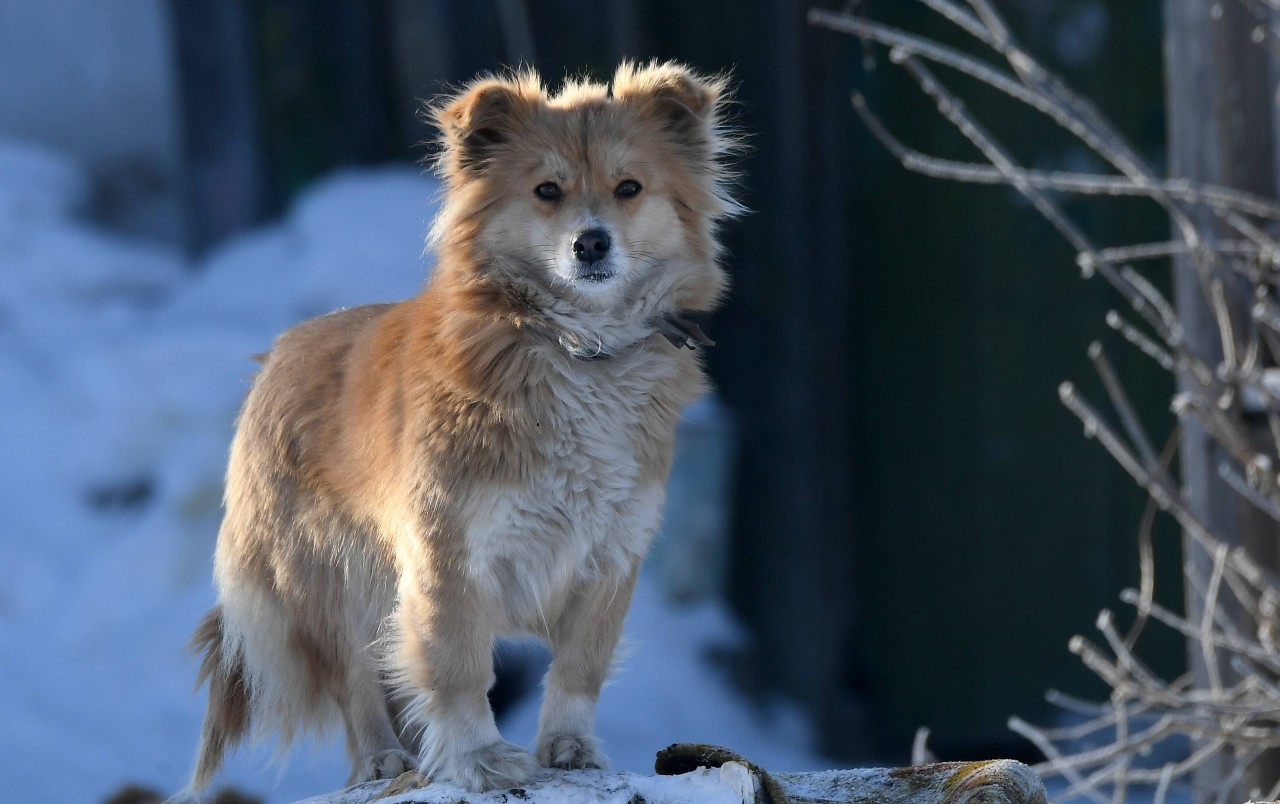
1163, 1, 1280, 798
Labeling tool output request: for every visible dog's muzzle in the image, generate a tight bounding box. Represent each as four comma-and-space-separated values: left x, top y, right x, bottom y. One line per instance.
571, 228, 614, 282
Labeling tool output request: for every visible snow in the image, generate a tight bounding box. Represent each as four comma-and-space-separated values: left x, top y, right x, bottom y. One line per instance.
292, 765, 753, 804
0, 138, 829, 803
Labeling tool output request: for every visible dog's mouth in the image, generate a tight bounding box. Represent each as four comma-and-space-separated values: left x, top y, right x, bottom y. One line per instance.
571, 265, 615, 283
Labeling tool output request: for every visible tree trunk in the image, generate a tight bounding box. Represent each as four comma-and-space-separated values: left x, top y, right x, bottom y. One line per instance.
1163, 1, 1280, 798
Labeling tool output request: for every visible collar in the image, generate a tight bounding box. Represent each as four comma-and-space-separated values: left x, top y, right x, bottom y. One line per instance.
570, 312, 716, 362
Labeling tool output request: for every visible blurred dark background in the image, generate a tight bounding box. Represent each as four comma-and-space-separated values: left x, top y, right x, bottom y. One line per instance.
0, 0, 1183, 765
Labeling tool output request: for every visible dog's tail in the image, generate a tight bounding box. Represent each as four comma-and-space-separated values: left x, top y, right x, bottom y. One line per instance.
189, 605, 252, 791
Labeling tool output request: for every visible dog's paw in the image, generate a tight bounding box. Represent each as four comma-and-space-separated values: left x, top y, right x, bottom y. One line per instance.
356, 748, 418, 783
426, 739, 538, 792
537, 733, 609, 770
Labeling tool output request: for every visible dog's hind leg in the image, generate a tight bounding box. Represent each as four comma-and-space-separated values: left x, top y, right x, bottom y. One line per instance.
337, 659, 416, 783
287, 603, 415, 784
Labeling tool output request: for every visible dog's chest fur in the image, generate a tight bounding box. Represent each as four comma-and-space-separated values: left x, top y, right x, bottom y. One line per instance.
460, 350, 679, 632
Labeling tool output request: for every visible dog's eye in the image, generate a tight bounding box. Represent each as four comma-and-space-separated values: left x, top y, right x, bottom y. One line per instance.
534, 182, 562, 201
614, 180, 642, 199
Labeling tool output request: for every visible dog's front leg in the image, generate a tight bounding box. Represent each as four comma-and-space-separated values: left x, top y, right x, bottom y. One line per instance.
395, 573, 538, 791
535, 559, 641, 770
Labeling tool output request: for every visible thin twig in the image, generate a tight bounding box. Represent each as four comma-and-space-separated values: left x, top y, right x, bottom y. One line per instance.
1089, 341, 1161, 472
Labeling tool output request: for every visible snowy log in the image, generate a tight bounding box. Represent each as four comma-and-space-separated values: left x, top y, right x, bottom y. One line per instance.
291, 747, 1048, 804
773, 760, 1049, 803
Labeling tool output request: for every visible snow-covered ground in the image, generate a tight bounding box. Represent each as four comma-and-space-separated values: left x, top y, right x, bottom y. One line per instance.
0, 139, 828, 803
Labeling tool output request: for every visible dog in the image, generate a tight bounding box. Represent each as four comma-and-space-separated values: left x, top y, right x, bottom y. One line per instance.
182, 61, 743, 795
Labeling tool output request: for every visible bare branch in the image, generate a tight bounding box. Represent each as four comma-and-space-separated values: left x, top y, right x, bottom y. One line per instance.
813, 4, 1280, 798
849, 92, 1280, 220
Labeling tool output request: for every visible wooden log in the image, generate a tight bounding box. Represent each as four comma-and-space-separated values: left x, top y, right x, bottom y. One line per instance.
291, 757, 1048, 804
774, 760, 1049, 804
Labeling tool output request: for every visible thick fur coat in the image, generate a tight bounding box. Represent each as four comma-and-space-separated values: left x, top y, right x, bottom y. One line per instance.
183, 61, 742, 795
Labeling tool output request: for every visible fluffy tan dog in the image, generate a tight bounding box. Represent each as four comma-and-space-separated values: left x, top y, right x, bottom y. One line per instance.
182, 61, 742, 795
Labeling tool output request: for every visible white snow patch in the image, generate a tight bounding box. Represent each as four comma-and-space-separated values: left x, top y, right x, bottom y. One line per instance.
293, 767, 747, 804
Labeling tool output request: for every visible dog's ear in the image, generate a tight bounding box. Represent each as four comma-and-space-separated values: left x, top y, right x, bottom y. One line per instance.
612, 62, 729, 154
433, 75, 539, 174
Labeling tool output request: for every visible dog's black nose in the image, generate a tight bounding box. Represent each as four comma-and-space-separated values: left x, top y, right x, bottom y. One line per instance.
572, 229, 612, 263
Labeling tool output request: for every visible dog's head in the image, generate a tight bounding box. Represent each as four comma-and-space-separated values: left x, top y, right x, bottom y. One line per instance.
427, 62, 743, 357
